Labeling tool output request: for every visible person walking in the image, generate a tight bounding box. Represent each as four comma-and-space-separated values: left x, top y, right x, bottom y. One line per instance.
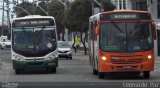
75, 37, 81, 49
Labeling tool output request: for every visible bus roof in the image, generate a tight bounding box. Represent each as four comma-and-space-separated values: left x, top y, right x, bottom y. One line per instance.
89, 10, 151, 22
12, 15, 55, 21
102, 10, 149, 14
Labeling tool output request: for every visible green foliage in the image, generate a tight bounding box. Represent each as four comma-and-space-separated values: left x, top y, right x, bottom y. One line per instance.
35, 1, 47, 16
49, 0, 65, 34
13, 0, 116, 33
65, 0, 92, 33
65, 0, 116, 33
101, 0, 116, 11
13, 2, 35, 17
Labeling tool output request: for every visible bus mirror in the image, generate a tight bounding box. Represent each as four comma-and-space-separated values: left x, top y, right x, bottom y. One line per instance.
95, 26, 100, 35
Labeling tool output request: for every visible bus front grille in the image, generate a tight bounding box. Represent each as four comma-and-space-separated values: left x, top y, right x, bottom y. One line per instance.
27, 62, 43, 66
111, 58, 143, 64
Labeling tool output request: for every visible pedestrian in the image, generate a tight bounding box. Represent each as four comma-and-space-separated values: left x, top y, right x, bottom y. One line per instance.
75, 37, 80, 49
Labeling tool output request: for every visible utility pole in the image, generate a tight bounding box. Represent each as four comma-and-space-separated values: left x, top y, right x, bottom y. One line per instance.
33, 0, 36, 15
92, 0, 101, 15
46, 0, 49, 15
1, 0, 5, 36
6, 0, 11, 35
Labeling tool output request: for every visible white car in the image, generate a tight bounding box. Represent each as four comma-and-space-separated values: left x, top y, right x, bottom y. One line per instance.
0, 36, 11, 49
58, 41, 72, 59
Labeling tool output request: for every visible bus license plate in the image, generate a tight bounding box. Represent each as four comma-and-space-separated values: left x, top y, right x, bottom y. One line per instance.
123, 66, 132, 69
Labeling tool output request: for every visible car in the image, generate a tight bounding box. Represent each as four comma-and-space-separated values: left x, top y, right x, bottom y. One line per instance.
58, 41, 72, 59
0, 36, 11, 49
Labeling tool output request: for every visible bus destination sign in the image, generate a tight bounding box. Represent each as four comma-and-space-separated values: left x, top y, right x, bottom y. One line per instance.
100, 12, 151, 21
12, 18, 54, 27
113, 14, 137, 19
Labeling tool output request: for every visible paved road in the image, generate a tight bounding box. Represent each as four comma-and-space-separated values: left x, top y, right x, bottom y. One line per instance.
0, 49, 160, 87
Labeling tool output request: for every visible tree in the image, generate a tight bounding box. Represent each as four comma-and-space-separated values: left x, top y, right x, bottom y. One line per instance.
65, 0, 92, 55
101, 0, 116, 11
49, 0, 66, 41
13, 2, 35, 17
35, 1, 48, 16
65, 0, 115, 55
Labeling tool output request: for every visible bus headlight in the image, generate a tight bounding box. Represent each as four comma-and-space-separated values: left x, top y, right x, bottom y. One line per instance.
148, 55, 152, 60
13, 55, 24, 61
101, 56, 107, 61
46, 54, 56, 60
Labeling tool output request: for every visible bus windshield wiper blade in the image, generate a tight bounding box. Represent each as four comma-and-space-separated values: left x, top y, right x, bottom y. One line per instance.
110, 21, 123, 33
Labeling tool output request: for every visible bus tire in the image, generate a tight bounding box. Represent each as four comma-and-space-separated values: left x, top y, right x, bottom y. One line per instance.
143, 71, 150, 79
93, 68, 98, 75
50, 67, 56, 73
15, 69, 21, 74
98, 72, 105, 79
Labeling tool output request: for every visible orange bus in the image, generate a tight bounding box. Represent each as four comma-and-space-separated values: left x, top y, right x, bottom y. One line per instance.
88, 10, 156, 79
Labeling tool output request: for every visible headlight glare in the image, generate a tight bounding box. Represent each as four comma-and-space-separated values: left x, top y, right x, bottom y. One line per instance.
148, 55, 152, 60
101, 56, 107, 61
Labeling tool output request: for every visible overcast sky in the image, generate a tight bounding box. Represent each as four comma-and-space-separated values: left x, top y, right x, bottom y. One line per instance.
0, 0, 34, 25
0, 0, 73, 25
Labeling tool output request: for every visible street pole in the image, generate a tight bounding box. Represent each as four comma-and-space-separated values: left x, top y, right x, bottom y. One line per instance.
6, 0, 11, 35
1, 0, 5, 36
32, 0, 35, 15
64, 0, 68, 41
91, 0, 94, 15
46, 0, 49, 16
92, 0, 101, 15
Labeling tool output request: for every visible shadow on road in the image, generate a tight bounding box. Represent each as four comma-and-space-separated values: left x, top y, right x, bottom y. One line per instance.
16, 69, 56, 75
100, 73, 149, 80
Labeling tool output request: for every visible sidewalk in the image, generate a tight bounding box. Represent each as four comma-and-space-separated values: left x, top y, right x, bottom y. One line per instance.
155, 56, 160, 64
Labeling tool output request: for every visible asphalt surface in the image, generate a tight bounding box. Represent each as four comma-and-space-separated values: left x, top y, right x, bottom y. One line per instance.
0, 49, 160, 88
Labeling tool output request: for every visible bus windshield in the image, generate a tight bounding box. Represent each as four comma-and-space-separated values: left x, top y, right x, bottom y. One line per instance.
12, 27, 56, 57
100, 22, 153, 53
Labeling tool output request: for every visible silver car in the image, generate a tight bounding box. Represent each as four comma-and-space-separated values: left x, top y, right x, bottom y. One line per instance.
58, 41, 72, 59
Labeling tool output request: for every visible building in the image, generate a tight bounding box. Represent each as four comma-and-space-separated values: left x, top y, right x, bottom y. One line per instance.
111, 0, 160, 56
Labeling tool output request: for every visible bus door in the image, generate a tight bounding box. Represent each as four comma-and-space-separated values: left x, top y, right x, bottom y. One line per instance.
158, 29, 160, 56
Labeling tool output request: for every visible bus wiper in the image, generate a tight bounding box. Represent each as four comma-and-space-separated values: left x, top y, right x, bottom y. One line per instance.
110, 21, 123, 33
34, 26, 46, 51
35, 26, 46, 36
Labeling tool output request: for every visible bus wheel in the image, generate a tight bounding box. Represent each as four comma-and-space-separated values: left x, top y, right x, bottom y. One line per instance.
93, 68, 98, 75
15, 69, 21, 74
98, 72, 105, 79
50, 67, 56, 73
143, 71, 150, 79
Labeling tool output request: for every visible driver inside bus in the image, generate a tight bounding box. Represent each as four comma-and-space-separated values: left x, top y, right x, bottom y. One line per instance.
132, 25, 151, 51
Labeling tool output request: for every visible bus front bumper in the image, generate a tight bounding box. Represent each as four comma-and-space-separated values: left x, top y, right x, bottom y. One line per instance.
99, 60, 154, 72
12, 58, 58, 70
